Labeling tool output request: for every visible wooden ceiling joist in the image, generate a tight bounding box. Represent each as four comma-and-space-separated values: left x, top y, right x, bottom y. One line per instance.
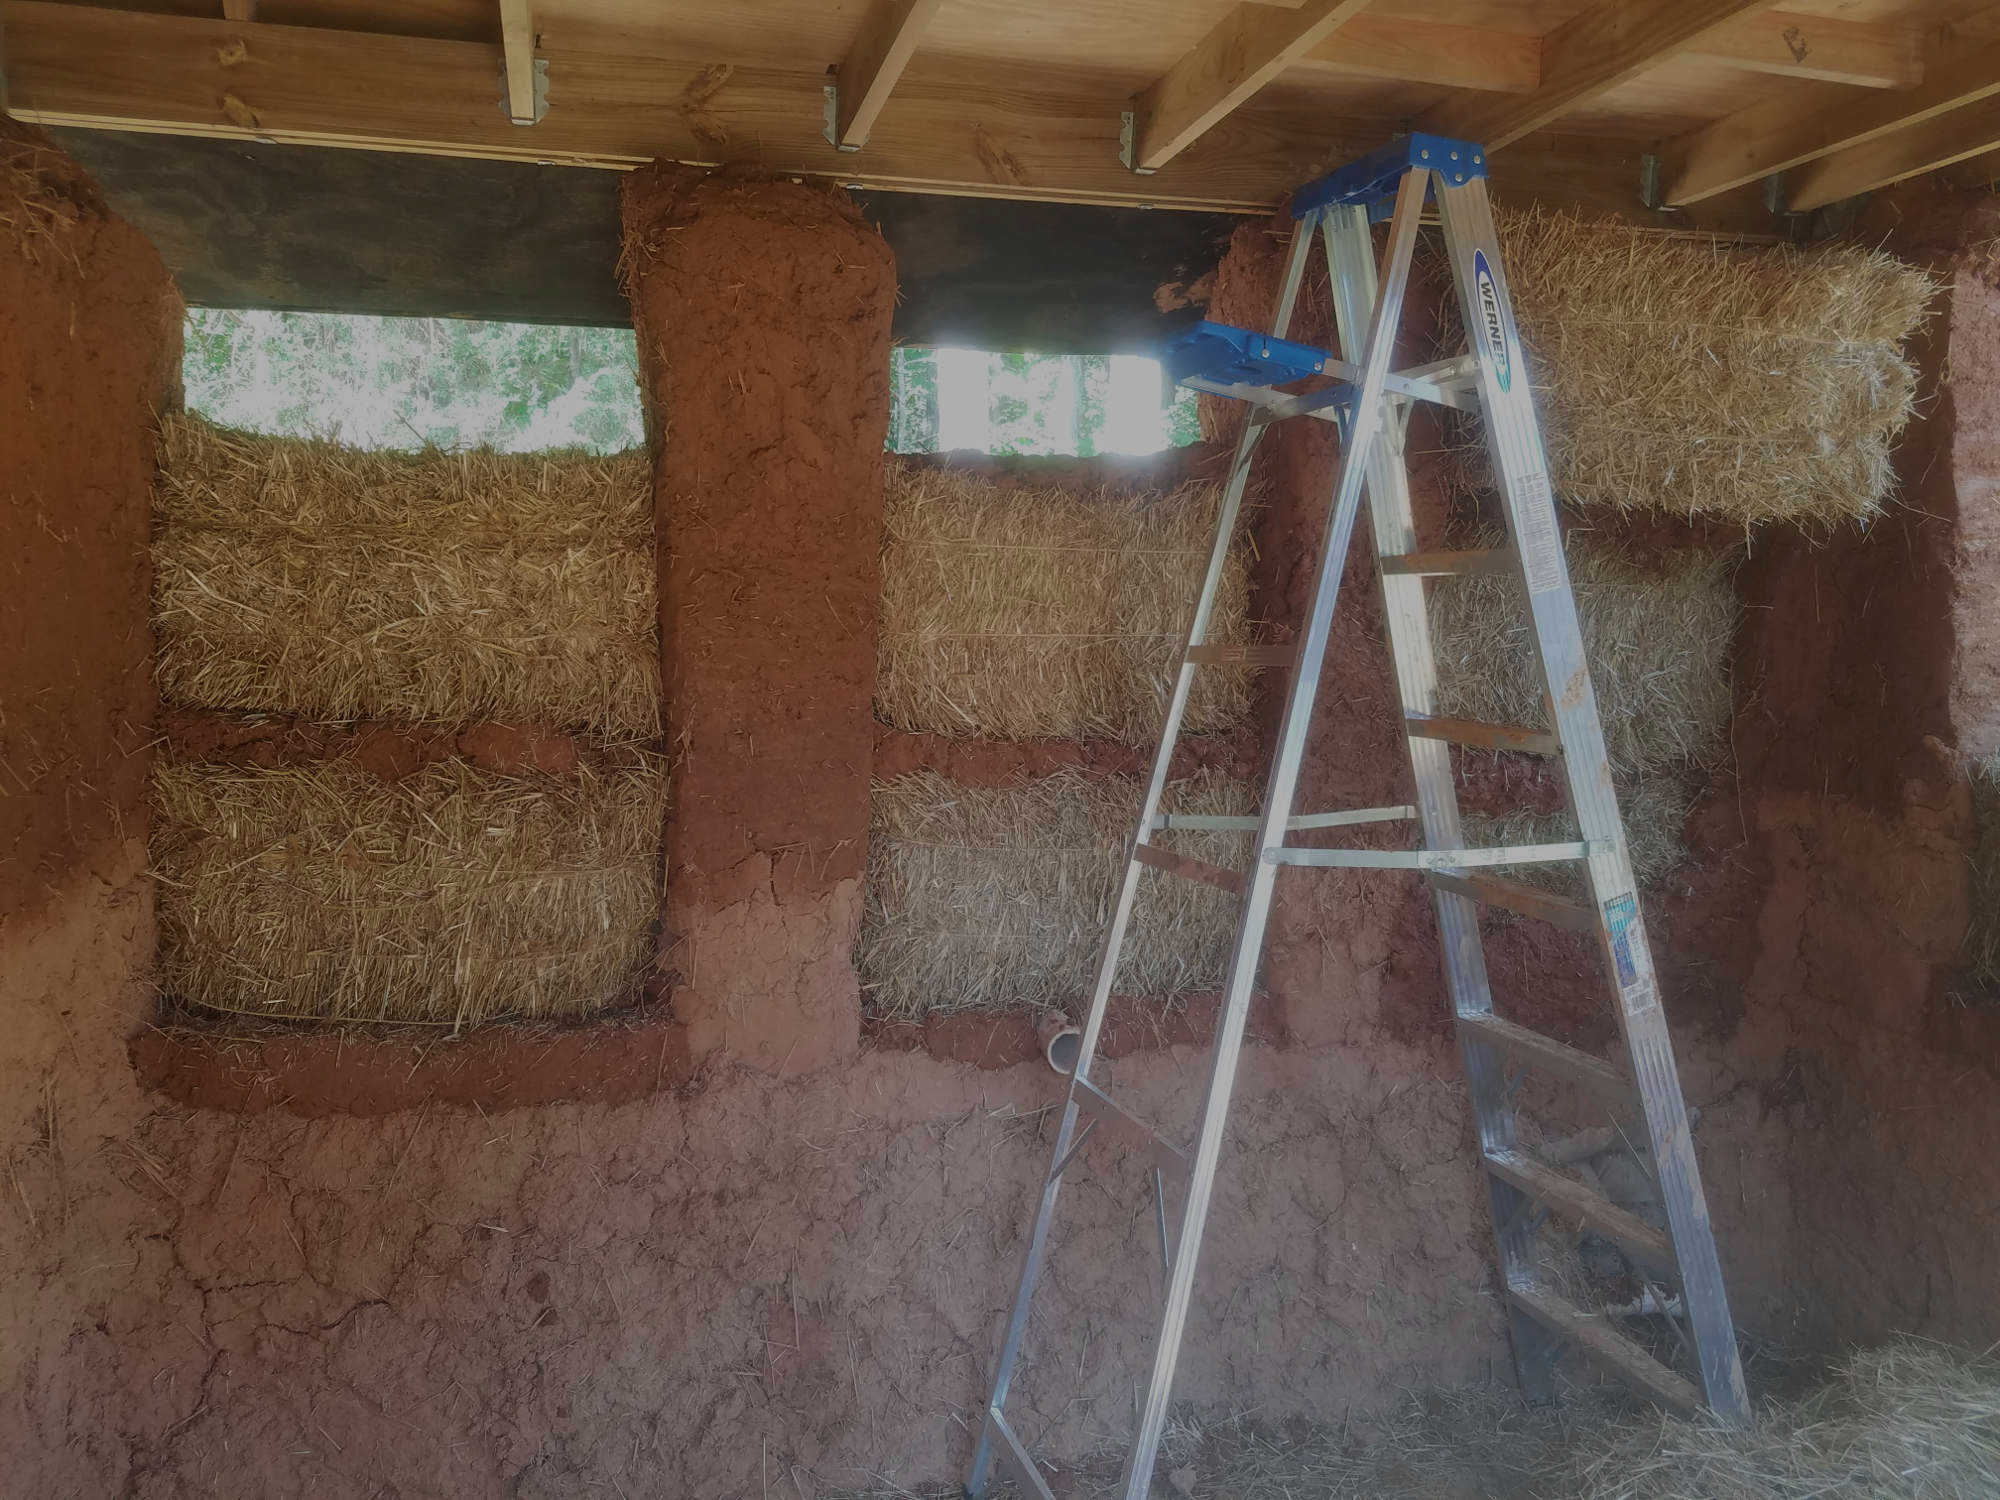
496, 0, 536, 126
1695, 10, 1922, 89
1124, 0, 1374, 173
1296, 10, 1920, 97
1421, 0, 1786, 153
1297, 17, 1540, 94
0, 0, 1783, 233
832, 0, 942, 150
1789, 88, 2000, 210
1667, 39, 2000, 205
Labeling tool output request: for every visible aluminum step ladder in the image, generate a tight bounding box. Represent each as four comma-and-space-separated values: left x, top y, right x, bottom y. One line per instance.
965, 134, 1748, 1500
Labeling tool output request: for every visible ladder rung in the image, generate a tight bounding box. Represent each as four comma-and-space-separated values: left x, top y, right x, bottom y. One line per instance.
1483, 1147, 1672, 1265
1506, 1281, 1701, 1416
1072, 1075, 1190, 1185
1379, 547, 1514, 578
1427, 870, 1595, 932
1133, 842, 1247, 895
1187, 642, 1294, 667
986, 1405, 1058, 1500
1154, 804, 1416, 834
1268, 841, 1587, 871
1457, 1013, 1635, 1112
1406, 715, 1560, 755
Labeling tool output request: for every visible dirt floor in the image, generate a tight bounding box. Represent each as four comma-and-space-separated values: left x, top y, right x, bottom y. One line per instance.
7, 136, 2000, 1498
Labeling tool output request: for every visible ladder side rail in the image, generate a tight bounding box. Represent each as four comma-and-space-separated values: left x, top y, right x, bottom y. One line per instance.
1431, 174, 1749, 1421
964, 215, 1322, 1500
1316, 200, 1561, 1400
1117, 167, 1434, 1500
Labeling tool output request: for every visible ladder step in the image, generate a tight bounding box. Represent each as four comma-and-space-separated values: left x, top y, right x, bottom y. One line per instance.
1155, 804, 1415, 833
985, 1405, 1058, 1500
1072, 1075, 1190, 1185
1406, 715, 1560, 756
1457, 1013, 1635, 1113
1187, 642, 1294, 667
1380, 547, 1514, 578
1427, 870, 1595, 932
1133, 842, 1247, 895
1483, 1147, 1672, 1266
1506, 1281, 1702, 1416
1269, 841, 1587, 872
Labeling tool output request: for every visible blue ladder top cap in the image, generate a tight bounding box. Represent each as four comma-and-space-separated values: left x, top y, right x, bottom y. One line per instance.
1164, 320, 1334, 390
1292, 133, 1487, 220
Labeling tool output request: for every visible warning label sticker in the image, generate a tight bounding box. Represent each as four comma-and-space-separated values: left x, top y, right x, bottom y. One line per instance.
1604, 893, 1641, 988
1513, 472, 1563, 595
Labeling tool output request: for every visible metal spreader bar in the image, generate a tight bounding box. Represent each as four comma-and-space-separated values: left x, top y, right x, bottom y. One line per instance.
967, 132, 1746, 1500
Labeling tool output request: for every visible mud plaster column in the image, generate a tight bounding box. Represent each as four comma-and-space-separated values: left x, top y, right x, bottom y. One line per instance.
623, 168, 895, 1073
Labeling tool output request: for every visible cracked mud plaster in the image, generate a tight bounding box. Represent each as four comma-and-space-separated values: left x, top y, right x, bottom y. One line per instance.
669, 855, 864, 1072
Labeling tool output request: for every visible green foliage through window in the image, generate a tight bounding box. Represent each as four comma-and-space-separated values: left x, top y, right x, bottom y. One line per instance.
183, 309, 646, 453
889, 347, 1199, 457
182, 310, 1198, 459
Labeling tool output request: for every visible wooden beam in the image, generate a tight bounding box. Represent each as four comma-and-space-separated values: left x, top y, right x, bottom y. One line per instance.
1665, 38, 2000, 204
1689, 10, 1921, 89
1128, 0, 1374, 172
1789, 88, 2000, 209
1296, 10, 1917, 96
1298, 16, 1539, 94
0, 2, 1778, 232
497, 0, 535, 125
833, 0, 942, 149
1421, 0, 1784, 153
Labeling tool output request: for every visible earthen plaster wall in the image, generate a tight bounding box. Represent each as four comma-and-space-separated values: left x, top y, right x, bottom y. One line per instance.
3, 129, 2000, 1498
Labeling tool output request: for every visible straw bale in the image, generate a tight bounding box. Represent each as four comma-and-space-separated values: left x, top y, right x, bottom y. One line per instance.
860, 769, 1254, 1019
833, 1337, 1997, 1500
1430, 530, 1741, 781
153, 415, 658, 738
1444, 210, 1936, 527
875, 465, 1257, 743
1459, 773, 1698, 895
1555, 1337, 2000, 1499
151, 754, 667, 1027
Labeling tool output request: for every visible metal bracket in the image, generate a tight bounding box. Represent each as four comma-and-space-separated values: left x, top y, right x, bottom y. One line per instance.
822, 79, 862, 152
499, 56, 550, 126
1119, 112, 1157, 176
1638, 153, 1665, 211
1762, 170, 1790, 217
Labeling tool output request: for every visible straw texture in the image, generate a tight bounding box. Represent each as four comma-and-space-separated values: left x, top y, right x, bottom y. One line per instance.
875, 465, 1256, 743
828, 1338, 1999, 1500
1446, 210, 1936, 526
1430, 531, 1741, 782
152, 755, 668, 1027
860, 769, 1254, 1019
1557, 1338, 2000, 1499
1460, 774, 1698, 894
153, 415, 659, 737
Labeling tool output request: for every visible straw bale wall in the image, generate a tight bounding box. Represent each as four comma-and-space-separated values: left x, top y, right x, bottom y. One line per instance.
1451, 211, 1936, 527
1430, 529, 1738, 887
154, 415, 659, 737
861, 768, 1254, 1020
1431, 531, 1741, 780
153, 755, 666, 1027
875, 463, 1256, 744
149, 418, 665, 1027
